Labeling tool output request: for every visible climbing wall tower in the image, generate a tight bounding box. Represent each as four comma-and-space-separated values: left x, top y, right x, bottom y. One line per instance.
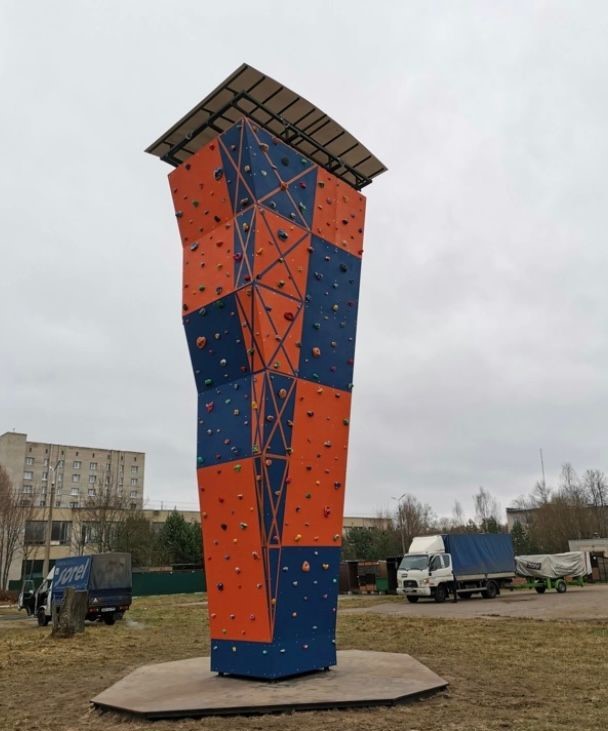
146, 65, 386, 679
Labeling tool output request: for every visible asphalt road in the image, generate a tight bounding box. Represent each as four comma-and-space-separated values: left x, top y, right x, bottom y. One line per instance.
342, 584, 608, 620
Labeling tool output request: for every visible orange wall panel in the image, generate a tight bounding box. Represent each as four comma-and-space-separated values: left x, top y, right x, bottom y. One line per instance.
282, 381, 352, 546
312, 170, 366, 256
198, 459, 273, 642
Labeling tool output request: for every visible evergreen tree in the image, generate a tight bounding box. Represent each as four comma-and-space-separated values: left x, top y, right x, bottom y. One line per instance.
510, 520, 531, 555
158, 511, 202, 565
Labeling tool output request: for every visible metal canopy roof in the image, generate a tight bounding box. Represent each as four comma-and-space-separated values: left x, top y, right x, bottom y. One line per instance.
145, 63, 387, 190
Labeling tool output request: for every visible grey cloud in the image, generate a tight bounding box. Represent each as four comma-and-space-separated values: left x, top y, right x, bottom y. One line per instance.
2, 1, 608, 519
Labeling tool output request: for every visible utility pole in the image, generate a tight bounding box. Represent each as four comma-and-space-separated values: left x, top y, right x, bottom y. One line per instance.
42, 456, 61, 579
539, 448, 546, 491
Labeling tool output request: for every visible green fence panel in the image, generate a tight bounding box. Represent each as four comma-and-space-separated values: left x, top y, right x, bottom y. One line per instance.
132, 570, 206, 596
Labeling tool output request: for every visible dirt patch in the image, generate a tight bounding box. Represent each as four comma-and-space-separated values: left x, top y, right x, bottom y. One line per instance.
1, 593, 606, 730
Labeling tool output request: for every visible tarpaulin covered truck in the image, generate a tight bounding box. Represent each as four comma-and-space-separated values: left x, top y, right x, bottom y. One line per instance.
21, 553, 132, 626
396, 533, 515, 603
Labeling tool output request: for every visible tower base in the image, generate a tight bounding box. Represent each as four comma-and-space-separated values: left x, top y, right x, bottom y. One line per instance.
92, 650, 447, 719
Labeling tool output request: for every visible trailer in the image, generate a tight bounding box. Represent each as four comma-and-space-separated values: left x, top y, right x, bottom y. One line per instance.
515, 552, 589, 593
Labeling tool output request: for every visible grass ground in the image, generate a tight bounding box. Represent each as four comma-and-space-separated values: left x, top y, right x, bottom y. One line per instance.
0, 593, 606, 731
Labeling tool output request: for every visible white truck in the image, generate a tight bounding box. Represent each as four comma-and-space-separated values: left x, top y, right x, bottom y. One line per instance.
396, 533, 516, 603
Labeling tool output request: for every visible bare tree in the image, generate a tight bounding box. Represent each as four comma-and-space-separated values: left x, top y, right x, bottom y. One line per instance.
0, 465, 33, 590
452, 500, 465, 526
531, 480, 552, 507
72, 474, 131, 555
583, 469, 608, 536
394, 495, 434, 553
473, 487, 501, 532
559, 463, 579, 497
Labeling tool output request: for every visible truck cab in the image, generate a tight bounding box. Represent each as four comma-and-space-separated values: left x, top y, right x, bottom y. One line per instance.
18, 569, 56, 625
397, 536, 454, 602
17, 579, 36, 616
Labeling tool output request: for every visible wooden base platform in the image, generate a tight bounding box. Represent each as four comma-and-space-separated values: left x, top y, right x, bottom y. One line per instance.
92, 650, 447, 719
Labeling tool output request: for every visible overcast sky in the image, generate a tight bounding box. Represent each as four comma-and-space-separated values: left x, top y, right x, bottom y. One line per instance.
2, 2, 608, 520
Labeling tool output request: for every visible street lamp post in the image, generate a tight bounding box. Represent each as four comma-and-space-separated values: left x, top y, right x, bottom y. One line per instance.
41, 459, 61, 580
392, 493, 408, 555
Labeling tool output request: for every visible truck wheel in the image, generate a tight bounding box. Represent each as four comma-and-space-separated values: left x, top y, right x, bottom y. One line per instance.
103, 614, 116, 626
434, 585, 447, 603
483, 581, 498, 599
406, 596, 419, 603
555, 579, 567, 593
37, 608, 49, 627
535, 585, 546, 594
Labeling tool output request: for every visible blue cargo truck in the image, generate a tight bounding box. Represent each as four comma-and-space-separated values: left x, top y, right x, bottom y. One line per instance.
25, 553, 132, 626
396, 533, 515, 603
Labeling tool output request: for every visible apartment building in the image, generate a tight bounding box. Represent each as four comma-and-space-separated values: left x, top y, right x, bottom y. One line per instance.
0, 431, 145, 510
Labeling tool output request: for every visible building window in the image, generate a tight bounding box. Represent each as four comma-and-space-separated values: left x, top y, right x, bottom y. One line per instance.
24, 471, 33, 480
25, 521, 46, 544
81, 523, 100, 544
55, 500, 61, 508
22, 484, 33, 494
51, 521, 71, 544
89, 462, 97, 471
73, 460, 81, 469
70, 487, 79, 496
43, 458, 49, 467
88, 488, 96, 497
130, 502, 137, 510
25, 457, 34, 466
70, 501, 79, 509
130, 466, 138, 475
39, 500, 46, 507
120, 464, 124, 473
130, 478, 138, 486
57, 473, 63, 484
88, 475, 97, 485
72, 474, 80, 483
42, 471, 48, 480
129, 489, 138, 498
